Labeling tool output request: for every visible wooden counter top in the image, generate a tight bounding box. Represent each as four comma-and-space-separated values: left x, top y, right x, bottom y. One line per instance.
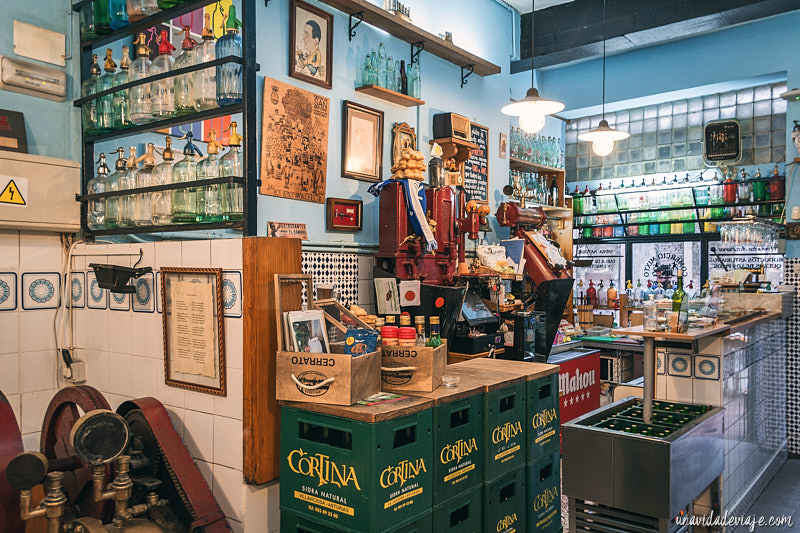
612, 312, 784, 341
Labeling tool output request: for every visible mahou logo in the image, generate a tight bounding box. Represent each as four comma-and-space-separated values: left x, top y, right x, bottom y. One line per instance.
492, 421, 523, 444
287, 449, 361, 490
379, 458, 427, 488
533, 485, 559, 511
497, 513, 518, 531
559, 368, 596, 396
532, 407, 557, 429
440, 438, 478, 464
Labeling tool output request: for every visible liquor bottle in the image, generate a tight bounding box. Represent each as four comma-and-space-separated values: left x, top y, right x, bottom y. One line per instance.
134, 143, 157, 226
151, 29, 176, 119
607, 280, 618, 308
104, 148, 126, 228
216, 5, 243, 106
768, 165, 784, 215
644, 294, 657, 331
672, 270, 686, 313
398, 315, 415, 347
151, 136, 173, 225
96, 49, 116, 133
198, 129, 223, 223
94, 0, 112, 34
400, 59, 408, 95
752, 168, 766, 201
172, 132, 202, 223
220, 122, 244, 221
109, 0, 128, 30
634, 279, 643, 306
117, 147, 138, 227
377, 43, 387, 88
598, 279, 607, 307
737, 169, 751, 203
586, 280, 597, 306
174, 25, 197, 116
81, 55, 101, 135
550, 176, 559, 207
415, 316, 427, 346
128, 33, 152, 125
194, 14, 217, 111
79, 3, 96, 42
425, 316, 442, 347
87, 153, 110, 230
112, 46, 131, 129
722, 168, 737, 207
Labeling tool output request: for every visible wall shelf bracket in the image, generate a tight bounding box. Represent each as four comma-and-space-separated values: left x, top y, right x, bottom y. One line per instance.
349, 12, 364, 41
461, 65, 474, 88
410, 41, 424, 65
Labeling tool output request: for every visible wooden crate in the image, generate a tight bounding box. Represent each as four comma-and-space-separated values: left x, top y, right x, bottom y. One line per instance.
381, 342, 448, 393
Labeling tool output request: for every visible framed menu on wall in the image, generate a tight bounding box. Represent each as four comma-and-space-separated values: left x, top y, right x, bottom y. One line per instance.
463, 122, 488, 203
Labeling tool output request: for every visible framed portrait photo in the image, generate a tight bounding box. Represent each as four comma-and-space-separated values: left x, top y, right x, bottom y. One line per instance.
290, 0, 333, 90
342, 101, 384, 182
326, 197, 363, 232
392, 122, 416, 166
287, 310, 330, 353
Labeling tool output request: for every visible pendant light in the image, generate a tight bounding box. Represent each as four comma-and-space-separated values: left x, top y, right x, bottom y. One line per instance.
501, 0, 564, 133
578, 0, 629, 156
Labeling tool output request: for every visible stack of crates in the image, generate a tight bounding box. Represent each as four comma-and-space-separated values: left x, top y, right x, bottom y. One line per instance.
279, 396, 435, 532
456, 358, 562, 533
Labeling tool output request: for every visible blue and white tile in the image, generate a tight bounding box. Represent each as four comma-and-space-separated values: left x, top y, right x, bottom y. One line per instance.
109, 290, 130, 311
222, 271, 242, 318
132, 273, 155, 313
21, 272, 60, 310
86, 270, 108, 310
68, 272, 85, 309
0, 272, 17, 311
656, 350, 666, 375
667, 352, 692, 377
695, 355, 721, 381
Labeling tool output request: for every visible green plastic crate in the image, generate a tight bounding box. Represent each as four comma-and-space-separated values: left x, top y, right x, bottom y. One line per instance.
526, 372, 560, 463
483, 378, 527, 481
527, 452, 561, 533
432, 486, 482, 533
280, 508, 433, 532
483, 466, 527, 533
279, 397, 434, 533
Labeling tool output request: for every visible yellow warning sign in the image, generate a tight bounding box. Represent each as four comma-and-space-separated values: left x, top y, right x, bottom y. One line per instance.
0, 179, 25, 205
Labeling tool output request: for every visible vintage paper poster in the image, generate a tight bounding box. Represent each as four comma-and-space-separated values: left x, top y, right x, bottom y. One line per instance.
169, 280, 217, 378
260, 77, 329, 203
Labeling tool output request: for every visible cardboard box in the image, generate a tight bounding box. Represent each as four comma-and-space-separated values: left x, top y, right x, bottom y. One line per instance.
381, 342, 448, 393
275, 349, 381, 405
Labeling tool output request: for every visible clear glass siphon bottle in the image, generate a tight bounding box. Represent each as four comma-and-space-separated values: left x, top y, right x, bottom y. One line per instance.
104, 148, 126, 228
425, 316, 442, 347
644, 294, 657, 331
414, 316, 427, 346
216, 6, 243, 106
220, 122, 244, 221
174, 25, 197, 116
87, 153, 110, 230
193, 14, 217, 111
134, 143, 157, 226
114, 147, 137, 227
97, 49, 116, 133
151, 29, 176, 119
151, 136, 174, 225
171, 132, 202, 223
128, 33, 152, 125
112, 46, 131, 129
198, 129, 223, 223
81, 55, 101, 135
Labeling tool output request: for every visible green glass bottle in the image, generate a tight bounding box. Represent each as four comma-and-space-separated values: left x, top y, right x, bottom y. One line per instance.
171, 132, 201, 224
672, 269, 686, 313
425, 316, 442, 347
94, 0, 112, 34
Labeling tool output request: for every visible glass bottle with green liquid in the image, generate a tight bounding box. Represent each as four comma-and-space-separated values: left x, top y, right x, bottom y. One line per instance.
198, 129, 224, 222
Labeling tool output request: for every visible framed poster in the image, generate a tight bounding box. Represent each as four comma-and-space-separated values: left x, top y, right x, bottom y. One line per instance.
161, 267, 226, 396
463, 122, 488, 203
260, 77, 329, 203
289, 0, 333, 90
326, 198, 363, 231
392, 122, 416, 166
342, 101, 384, 182
499, 132, 507, 159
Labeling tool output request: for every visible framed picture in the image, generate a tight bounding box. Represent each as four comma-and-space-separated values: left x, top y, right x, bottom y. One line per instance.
392, 122, 417, 166
326, 198, 363, 232
342, 101, 384, 182
161, 267, 226, 396
289, 0, 333, 90
499, 132, 507, 159
287, 310, 330, 353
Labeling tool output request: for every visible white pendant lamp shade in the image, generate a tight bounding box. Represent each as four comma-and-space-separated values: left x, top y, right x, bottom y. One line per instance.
519, 111, 547, 134
501, 88, 566, 118
578, 119, 629, 156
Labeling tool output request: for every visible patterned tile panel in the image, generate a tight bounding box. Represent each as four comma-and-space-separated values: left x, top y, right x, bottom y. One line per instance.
21, 272, 60, 310
782, 258, 800, 455
0, 272, 17, 311
301, 252, 359, 307
132, 273, 155, 313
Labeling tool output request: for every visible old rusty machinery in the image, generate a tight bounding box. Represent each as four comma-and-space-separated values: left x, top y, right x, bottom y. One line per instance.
0, 390, 25, 533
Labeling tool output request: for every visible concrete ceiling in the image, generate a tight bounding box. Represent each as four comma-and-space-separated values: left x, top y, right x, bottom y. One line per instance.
505, 0, 573, 13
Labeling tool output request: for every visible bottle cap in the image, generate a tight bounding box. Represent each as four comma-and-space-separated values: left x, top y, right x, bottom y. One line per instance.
133, 33, 150, 58
202, 13, 215, 40
103, 49, 117, 72
430, 316, 440, 325
178, 25, 197, 50
223, 6, 242, 32
126, 146, 138, 170
113, 147, 126, 170
96, 153, 110, 176
90, 54, 101, 76
162, 136, 174, 161
206, 129, 222, 155
136, 143, 157, 168
414, 316, 425, 325
225, 122, 242, 147
119, 46, 131, 70
158, 30, 176, 55
180, 132, 204, 157
399, 315, 411, 326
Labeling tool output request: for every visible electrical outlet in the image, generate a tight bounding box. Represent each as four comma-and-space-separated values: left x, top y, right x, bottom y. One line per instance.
64, 360, 87, 383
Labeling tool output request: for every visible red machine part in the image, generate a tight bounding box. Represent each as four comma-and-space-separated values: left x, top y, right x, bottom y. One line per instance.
0, 390, 24, 533
117, 397, 230, 532
495, 202, 546, 230
40, 385, 113, 522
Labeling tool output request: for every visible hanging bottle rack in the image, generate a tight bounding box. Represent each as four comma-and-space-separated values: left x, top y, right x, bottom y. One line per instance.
75, 0, 258, 238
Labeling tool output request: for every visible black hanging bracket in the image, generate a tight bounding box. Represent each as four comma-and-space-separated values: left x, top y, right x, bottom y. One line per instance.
349, 12, 364, 41
460, 65, 474, 88
410, 42, 424, 65
264, 0, 270, 6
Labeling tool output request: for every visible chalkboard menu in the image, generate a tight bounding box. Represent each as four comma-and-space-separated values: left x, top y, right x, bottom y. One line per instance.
464, 123, 488, 203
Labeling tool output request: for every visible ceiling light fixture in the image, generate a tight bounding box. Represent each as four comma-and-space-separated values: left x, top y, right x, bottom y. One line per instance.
578, 0, 629, 156
501, 0, 564, 133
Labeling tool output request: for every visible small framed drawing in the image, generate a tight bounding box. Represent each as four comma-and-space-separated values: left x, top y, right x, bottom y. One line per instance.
287, 310, 330, 353
342, 101, 384, 182
392, 122, 417, 166
499, 132, 507, 159
326, 198, 363, 232
289, 0, 333, 90
161, 267, 226, 396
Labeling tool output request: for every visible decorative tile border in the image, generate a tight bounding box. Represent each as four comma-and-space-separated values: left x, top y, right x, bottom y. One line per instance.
132, 273, 155, 313
667, 352, 692, 377
222, 271, 242, 318
21, 272, 60, 310
0, 272, 17, 311
782, 257, 800, 455
301, 252, 359, 307
694, 355, 720, 381
86, 270, 108, 310
109, 290, 130, 311
68, 272, 85, 309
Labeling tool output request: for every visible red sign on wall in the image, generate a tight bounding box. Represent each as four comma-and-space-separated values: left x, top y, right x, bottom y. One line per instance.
558, 351, 600, 423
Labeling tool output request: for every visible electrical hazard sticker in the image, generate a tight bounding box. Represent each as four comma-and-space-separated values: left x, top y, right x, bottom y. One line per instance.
0, 177, 27, 206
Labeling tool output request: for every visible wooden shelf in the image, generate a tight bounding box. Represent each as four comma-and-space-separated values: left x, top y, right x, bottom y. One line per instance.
509, 156, 565, 174
317, 0, 501, 77
355, 85, 424, 107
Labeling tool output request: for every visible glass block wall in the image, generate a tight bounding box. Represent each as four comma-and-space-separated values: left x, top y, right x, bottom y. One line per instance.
565, 82, 788, 183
